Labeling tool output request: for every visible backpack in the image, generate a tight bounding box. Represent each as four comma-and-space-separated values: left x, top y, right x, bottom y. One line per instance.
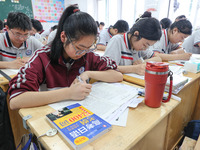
0, 70, 15, 150
16, 133, 39, 150
184, 120, 200, 140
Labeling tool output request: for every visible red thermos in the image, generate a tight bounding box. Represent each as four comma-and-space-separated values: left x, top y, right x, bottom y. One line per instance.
145, 62, 173, 108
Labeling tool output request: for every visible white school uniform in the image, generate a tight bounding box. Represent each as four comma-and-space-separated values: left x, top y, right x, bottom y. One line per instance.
0, 32, 43, 61
97, 28, 113, 46
103, 33, 154, 65
182, 30, 200, 54
148, 29, 179, 54
47, 29, 57, 44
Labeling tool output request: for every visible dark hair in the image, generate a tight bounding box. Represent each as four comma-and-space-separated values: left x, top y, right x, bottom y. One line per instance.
175, 15, 186, 21
113, 20, 129, 33
129, 17, 162, 41
170, 19, 192, 35
31, 19, 43, 32
3, 22, 7, 27
51, 25, 58, 31
135, 11, 152, 22
0, 20, 3, 30
7, 12, 32, 31
50, 5, 97, 64
96, 21, 99, 27
100, 22, 105, 26
160, 18, 172, 29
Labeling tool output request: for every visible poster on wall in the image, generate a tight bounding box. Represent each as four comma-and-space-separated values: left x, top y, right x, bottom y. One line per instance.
32, 0, 64, 23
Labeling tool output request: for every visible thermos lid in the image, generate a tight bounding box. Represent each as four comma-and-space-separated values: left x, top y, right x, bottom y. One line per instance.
146, 61, 169, 72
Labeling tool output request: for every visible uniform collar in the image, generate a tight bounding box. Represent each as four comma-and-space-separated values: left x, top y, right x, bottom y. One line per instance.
4, 31, 28, 48
123, 33, 131, 50
107, 27, 113, 38
163, 29, 169, 47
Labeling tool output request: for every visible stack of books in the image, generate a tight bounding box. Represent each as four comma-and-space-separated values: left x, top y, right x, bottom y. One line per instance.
165, 74, 189, 94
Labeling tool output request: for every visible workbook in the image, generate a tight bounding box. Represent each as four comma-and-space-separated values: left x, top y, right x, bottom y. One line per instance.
46, 103, 112, 150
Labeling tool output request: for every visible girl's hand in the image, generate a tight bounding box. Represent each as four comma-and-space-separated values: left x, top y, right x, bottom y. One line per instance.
133, 59, 143, 65
135, 64, 146, 75
69, 82, 92, 100
179, 53, 192, 60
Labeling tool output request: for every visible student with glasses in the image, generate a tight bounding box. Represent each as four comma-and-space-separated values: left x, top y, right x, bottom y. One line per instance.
104, 17, 162, 75
147, 19, 192, 61
8, 5, 123, 109
0, 12, 43, 69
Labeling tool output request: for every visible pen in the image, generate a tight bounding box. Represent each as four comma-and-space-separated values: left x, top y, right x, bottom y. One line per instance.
76, 76, 83, 83
138, 90, 167, 100
20, 53, 23, 59
176, 63, 184, 66
140, 57, 144, 63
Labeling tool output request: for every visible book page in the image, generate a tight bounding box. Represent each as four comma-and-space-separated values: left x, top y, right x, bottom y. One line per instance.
49, 82, 138, 120
0, 69, 19, 77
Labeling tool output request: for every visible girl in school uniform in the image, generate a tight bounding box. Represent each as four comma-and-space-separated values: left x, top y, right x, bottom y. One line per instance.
103, 17, 162, 75
148, 19, 192, 61
182, 29, 200, 54
8, 5, 123, 109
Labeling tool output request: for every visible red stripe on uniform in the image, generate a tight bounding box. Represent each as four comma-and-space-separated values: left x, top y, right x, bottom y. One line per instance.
123, 33, 128, 49
4, 39, 8, 47
121, 56, 133, 60
0, 53, 16, 59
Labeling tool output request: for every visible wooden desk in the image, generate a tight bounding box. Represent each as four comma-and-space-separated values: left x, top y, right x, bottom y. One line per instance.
123, 72, 200, 149
19, 81, 180, 150
0, 75, 29, 147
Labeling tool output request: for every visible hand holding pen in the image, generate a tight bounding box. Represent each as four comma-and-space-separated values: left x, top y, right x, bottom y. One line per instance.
76, 76, 84, 83
69, 75, 92, 100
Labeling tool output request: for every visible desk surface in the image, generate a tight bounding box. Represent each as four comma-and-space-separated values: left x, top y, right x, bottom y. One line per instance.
19, 81, 180, 150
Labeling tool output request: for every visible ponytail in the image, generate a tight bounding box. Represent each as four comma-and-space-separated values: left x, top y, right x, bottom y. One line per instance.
50, 5, 97, 64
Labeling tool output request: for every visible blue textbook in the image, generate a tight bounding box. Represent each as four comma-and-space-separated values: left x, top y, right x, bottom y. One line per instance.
46, 103, 112, 150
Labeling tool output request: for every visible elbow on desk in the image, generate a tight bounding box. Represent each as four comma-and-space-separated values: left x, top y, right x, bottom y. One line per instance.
9, 98, 19, 110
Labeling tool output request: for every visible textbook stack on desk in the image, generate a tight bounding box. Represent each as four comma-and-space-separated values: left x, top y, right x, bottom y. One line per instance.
165, 74, 189, 94
46, 103, 112, 150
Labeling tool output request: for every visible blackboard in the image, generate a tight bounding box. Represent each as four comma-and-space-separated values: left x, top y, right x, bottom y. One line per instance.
0, 0, 33, 21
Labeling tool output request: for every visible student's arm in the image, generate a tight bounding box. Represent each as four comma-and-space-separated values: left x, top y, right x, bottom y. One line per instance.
170, 48, 185, 54
118, 64, 146, 75
156, 53, 192, 61
10, 82, 92, 109
118, 55, 161, 75
80, 70, 123, 83
0, 58, 26, 69
97, 44, 106, 51
144, 55, 162, 62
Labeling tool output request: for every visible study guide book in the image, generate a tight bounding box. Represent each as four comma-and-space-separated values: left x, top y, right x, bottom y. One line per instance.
46, 103, 112, 150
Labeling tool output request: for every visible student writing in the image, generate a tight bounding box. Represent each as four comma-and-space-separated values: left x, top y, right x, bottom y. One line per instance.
147, 19, 192, 61
103, 17, 162, 75
0, 12, 43, 69
182, 29, 200, 54
8, 5, 123, 109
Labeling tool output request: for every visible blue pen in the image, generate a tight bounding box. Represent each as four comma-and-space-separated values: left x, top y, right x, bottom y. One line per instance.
138, 90, 167, 100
